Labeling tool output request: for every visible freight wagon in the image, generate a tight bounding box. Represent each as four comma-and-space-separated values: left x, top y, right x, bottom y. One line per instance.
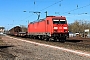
8, 26, 22, 36
8, 26, 27, 37
28, 16, 69, 42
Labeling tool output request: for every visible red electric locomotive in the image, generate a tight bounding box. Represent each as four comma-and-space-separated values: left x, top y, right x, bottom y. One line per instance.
28, 16, 69, 42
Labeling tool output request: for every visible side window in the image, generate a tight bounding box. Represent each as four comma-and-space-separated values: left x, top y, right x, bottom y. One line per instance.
47, 20, 49, 24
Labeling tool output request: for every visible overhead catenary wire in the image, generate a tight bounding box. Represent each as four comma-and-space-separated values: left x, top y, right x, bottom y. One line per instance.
32, 0, 63, 17
61, 3, 90, 15
40, 0, 63, 11
37, 0, 63, 19
22, 0, 63, 21
22, 1, 90, 22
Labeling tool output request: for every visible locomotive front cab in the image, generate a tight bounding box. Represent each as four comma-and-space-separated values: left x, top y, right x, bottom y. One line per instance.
51, 16, 69, 42
53, 19, 68, 33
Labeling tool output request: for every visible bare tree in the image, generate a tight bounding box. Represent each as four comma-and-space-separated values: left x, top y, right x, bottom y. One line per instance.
68, 20, 90, 33
20, 25, 27, 32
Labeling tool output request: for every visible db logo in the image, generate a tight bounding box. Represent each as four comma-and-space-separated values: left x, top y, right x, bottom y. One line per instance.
59, 27, 62, 29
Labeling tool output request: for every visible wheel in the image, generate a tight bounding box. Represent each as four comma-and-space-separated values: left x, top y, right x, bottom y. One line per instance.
59, 37, 66, 43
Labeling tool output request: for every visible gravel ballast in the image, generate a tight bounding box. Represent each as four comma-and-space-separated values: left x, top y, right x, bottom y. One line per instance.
0, 36, 90, 60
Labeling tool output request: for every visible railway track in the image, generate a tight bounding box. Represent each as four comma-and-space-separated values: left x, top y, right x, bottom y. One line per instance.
10, 36, 90, 53
1, 35, 90, 51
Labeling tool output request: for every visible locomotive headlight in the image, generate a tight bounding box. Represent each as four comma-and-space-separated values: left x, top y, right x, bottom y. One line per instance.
63, 27, 67, 29
54, 27, 58, 29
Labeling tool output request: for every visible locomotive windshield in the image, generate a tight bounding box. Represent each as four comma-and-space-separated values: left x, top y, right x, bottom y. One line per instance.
53, 20, 67, 24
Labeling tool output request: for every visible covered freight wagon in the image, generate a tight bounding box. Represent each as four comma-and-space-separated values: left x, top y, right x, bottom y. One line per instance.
9, 26, 22, 36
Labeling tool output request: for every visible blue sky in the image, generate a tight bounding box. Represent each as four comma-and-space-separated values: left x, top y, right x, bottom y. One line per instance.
0, 0, 90, 30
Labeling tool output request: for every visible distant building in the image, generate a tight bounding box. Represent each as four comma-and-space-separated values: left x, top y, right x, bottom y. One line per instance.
69, 32, 74, 37
84, 29, 90, 38
0, 27, 5, 34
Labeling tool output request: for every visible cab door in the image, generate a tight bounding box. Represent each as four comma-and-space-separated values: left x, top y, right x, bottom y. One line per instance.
45, 20, 52, 36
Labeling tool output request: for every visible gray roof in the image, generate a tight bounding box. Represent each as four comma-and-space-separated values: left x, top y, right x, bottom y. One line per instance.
0, 27, 5, 29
